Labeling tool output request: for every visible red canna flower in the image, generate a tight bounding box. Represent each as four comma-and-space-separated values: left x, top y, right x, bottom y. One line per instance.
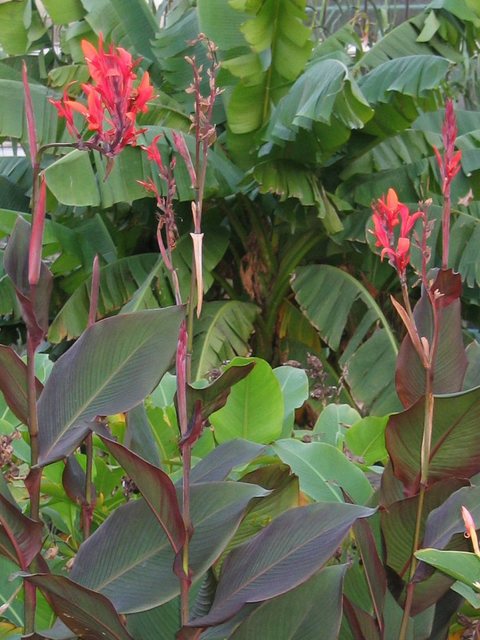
371, 188, 423, 279
432, 99, 462, 269
433, 99, 462, 192
50, 35, 154, 158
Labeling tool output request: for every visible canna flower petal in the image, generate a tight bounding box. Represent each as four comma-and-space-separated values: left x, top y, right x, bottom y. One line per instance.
143, 135, 165, 174
172, 131, 196, 188
65, 99, 89, 118
386, 188, 398, 211
134, 71, 154, 113
462, 506, 480, 558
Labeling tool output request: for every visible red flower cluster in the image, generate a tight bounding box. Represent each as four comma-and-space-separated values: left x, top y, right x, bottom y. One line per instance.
50, 35, 154, 157
138, 135, 177, 221
371, 189, 423, 279
433, 99, 462, 193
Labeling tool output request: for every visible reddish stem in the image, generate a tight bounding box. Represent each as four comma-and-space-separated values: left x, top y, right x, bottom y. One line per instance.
442, 183, 451, 270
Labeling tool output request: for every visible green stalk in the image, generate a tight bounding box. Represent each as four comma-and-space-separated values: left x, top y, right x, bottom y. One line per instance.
82, 434, 94, 539
26, 331, 40, 519
82, 255, 100, 540
24, 331, 40, 635
398, 286, 439, 640
398, 383, 432, 640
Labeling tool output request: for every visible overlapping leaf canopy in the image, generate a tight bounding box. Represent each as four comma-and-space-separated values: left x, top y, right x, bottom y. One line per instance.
0, 0, 479, 412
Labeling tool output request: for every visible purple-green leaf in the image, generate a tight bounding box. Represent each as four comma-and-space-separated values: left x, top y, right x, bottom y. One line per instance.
395, 269, 467, 408
386, 385, 480, 494
343, 597, 381, 640
352, 517, 386, 630
26, 574, 134, 640
0, 494, 43, 569
381, 478, 466, 578
0, 527, 19, 566
37, 307, 184, 466
409, 570, 455, 616
187, 361, 255, 420
0, 344, 43, 425
228, 565, 347, 640
4, 217, 52, 345
187, 502, 375, 628
125, 403, 161, 467
421, 483, 480, 556
189, 439, 266, 484
70, 482, 268, 613
62, 455, 96, 507
100, 435, 185, 554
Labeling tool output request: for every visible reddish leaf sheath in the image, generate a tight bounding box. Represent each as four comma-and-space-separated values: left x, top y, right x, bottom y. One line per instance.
28, 175, 47, 287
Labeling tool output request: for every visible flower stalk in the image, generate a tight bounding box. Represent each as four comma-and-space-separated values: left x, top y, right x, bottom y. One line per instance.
81, 255, 101, 540
20, 39, 154, 633
22, 62, 44, 635
371, 189, 441, 640
137, 36, 221, 627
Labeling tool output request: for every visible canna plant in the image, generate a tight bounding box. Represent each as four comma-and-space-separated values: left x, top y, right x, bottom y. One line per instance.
337, 100, 480, 640
0, 33, 375, 640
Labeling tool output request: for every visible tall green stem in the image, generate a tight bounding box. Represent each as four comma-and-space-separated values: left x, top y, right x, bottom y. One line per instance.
82, 255, 100, 540
23, 156, 43, 633
24, 332, 39, 635
82, 433, 94, 539
26, 331, 40, 517
179, 257, 198, 626
398, 376, 433, 640
398, 287, 438, 640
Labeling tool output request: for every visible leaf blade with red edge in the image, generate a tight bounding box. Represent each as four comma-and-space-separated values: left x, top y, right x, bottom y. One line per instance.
70, 482, 268, 613
386, 385, 480, 494
0, 494, 43, 569
352, 517, 386, 631
187, 502, 375, 628
381, 478, 467, 578
26, 574, 134, 640
420, 482, 480, 567
3, 217, 52, 345
229, 565, 347, 640
0, 344, 43, 425
187, 360, 255, 420
37, 306, 184, 466
395, 269, 467, 408
100, 435, 185, 554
